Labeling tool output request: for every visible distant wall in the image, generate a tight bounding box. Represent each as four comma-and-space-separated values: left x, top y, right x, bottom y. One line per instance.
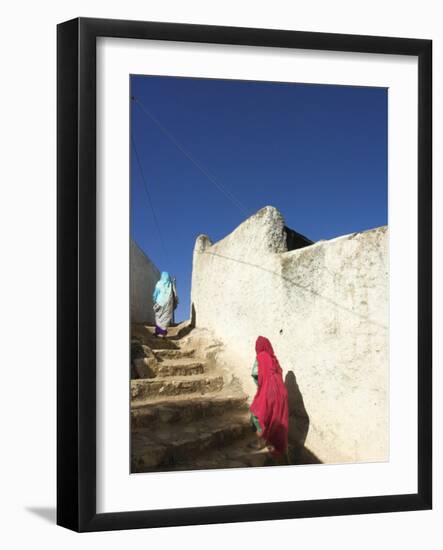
130, 240, 160, 324
191, 206, 388, 464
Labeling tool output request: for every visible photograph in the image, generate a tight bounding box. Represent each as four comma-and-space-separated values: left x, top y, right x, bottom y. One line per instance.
0, 0, 436, 543
129, 74, 388, 474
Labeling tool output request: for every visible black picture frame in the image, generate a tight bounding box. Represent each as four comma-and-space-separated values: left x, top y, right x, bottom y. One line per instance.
57, 17, 432, 532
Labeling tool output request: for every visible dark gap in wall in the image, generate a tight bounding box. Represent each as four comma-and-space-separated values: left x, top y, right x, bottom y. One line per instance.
284, 226, 314, 251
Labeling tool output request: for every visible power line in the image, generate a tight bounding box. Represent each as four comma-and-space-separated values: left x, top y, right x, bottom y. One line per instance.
131, 133, 169, 264
132, 96, 250, 217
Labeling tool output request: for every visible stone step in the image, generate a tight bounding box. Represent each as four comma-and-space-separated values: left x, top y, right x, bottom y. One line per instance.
162, 322, 192, 338
132, 321, 191, 344
139, 436, 292, 472
220, 435, 275, 468
131, 412, 251, 473
132, 336, 179, 351
168, 449, 272, 471
131, 374, 223, 401
131, 393, 248, 428
155, 359, 206, 377
132, 357, 205, 379
153, 348, 195, 361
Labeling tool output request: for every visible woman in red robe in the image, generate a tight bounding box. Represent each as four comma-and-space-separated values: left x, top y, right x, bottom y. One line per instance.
249, 336, 289, 456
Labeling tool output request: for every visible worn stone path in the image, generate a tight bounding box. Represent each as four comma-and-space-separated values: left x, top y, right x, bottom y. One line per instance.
130, 322, 274, 473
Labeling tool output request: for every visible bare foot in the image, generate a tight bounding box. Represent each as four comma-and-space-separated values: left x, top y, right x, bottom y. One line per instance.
248, 437, 266, 450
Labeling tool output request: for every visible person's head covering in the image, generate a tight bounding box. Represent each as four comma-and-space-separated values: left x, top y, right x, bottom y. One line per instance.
153, 271, 172, 306
255, 336, 275, 357
255, 336, 281, 373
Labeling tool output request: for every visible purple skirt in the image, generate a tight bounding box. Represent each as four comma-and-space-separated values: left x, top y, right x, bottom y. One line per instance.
155, 324, 167, 336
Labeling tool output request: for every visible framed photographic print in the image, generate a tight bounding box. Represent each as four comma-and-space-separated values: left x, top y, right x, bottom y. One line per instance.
57, 17, 432, 532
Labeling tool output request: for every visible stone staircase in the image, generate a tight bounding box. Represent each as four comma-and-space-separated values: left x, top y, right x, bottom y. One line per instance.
130, 322, 272, 473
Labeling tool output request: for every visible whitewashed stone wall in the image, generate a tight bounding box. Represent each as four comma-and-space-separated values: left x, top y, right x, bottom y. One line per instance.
130, 240, 160, 324
191, 206, 388, 464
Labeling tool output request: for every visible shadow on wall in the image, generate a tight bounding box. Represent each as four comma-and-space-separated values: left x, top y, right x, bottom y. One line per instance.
191, 302, 196, 328
285, 370, 322, 465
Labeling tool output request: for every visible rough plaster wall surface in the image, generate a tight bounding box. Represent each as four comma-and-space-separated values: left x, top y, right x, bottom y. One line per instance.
191, 206, 388, 464
130, 239, 160, 324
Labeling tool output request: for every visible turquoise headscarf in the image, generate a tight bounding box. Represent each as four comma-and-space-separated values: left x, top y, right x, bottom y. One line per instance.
153, 272, 173, 307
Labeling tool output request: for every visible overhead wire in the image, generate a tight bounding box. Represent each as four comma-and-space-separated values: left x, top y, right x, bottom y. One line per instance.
131, 95, 250, 218
131, 133, 170, 264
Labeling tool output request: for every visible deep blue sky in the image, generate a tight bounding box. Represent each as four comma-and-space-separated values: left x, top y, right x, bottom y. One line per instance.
130, 75, 387, 322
